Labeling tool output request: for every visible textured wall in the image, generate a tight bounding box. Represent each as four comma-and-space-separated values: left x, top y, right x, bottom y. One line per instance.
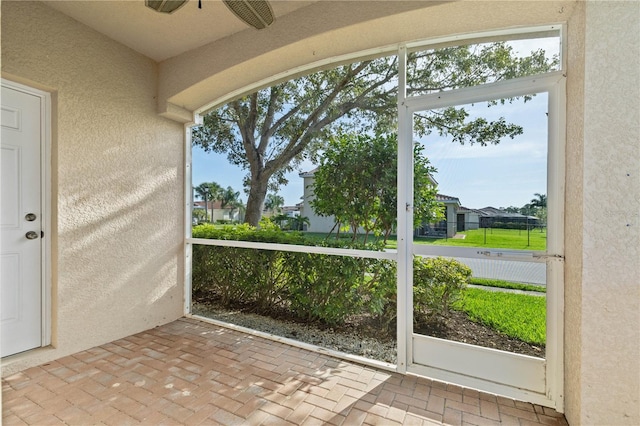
579, 1, 640, 424
563, 3, 586, 423
1, 1, 185, 374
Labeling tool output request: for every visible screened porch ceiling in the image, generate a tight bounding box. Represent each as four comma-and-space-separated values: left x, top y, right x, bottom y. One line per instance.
43, 0, 318, 62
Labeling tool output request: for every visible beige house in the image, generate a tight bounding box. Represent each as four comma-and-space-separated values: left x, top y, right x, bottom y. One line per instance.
1, 2, 638, 425
434, 194, 461, 238
193, 200, 242, 223
299, 169, 341, 233
455, 206, 482, 232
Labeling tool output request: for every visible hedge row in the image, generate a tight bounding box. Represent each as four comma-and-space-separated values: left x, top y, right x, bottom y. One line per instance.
192, 223, 471, 328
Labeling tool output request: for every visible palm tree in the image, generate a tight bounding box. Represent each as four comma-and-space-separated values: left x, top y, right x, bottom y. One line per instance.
289, 215, 310, 231
194, 182, 222, 222
264, 193, 285, 214
220, 186, 242, 220
530, 193, 547, 209
529, 192, 547, 223
520, 203, 535, 217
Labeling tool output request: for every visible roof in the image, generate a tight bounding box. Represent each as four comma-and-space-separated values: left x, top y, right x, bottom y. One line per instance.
435, 194, 461, 205
477, 207, 537, 219
457, 206, 484, 214
299, 168, 318, 178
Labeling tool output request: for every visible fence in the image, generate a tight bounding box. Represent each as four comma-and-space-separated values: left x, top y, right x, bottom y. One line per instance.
415, 220, 547, 241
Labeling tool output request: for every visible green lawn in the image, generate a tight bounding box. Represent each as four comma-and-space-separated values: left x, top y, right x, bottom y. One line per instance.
469, 277, 546, 293
455, 287, 546, 345
426, 228, 547, 251
304, 228, 547, 251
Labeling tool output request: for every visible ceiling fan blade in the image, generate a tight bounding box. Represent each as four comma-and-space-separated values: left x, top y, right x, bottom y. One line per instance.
145, 0, 188, 14
145, 0, 275, 30
223, 0, 274, 30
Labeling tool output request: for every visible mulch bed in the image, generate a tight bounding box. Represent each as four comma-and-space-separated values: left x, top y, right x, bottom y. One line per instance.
414, 310, 545, 358
194, 294, 545, 359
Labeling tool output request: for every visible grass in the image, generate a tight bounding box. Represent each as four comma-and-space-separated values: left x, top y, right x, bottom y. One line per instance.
456, 287, 546, 345
304, 228, 546, 251
425, 228, 547, 251
469, 277, 546, 293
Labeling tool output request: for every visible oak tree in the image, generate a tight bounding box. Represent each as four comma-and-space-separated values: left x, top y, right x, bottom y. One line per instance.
192, 42, 555, 225
311, 133, 441, 243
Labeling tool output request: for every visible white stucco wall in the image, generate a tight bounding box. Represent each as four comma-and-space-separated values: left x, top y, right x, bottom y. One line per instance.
300, 175, 341, 234
444, 204, 457, 238
577, 2, 639, 424
1, 2, 185, 374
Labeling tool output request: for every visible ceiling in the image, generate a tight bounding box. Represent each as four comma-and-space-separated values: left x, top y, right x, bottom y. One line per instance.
43, 0, 317, 62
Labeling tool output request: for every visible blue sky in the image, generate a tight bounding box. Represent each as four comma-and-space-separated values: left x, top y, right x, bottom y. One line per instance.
192, 37, 557, 210
419, 94, 548, 209
192, 93, 548, 209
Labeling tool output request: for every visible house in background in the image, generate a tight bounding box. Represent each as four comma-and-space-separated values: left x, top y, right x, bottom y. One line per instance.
436, 194, 461, 238
261, 203, 300, 219
193, 200, 242, 223
1, 2, 638, 425
455, 206, 482, 232
301, 170, 463, 238
412, 194, 462, 238
476, 206, 541, 229
299, 169, 344, 233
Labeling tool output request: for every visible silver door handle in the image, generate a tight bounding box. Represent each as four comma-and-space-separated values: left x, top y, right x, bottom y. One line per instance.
25, 231, 39, 240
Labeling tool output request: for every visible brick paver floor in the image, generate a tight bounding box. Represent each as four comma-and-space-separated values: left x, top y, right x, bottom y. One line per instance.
2, 317, 568, 425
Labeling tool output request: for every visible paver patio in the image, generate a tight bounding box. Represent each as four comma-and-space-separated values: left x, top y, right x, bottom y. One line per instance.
2, 317, 567, 425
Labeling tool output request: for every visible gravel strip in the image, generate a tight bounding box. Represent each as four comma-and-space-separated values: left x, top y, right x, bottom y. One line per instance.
192, 302, 398, 364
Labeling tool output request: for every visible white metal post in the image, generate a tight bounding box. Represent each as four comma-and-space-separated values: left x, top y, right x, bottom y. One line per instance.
396, 45, 413, 373
184, 119, 195, 316
545, 76, 566, 412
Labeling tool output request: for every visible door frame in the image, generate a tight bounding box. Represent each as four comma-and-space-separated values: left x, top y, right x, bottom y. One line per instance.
397, 67, 566, 409
1, 78, 52, 354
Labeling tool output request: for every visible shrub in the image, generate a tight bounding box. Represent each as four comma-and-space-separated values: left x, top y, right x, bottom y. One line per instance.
191, 224, 389, 324
413, 256, 471, 322
192, 244, 250, 304
363, 259, 397, 330
280, 238, 391, 325
192, 224, 305, 311
192, 225, 470, 330
364, 257, 472, 329
283, 252, 367, 325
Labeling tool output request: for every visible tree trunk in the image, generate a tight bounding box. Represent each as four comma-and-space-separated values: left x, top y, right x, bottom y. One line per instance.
244, 177, 269, 226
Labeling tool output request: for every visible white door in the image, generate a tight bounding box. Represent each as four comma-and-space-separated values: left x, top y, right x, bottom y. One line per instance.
1, 85, 43, 357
